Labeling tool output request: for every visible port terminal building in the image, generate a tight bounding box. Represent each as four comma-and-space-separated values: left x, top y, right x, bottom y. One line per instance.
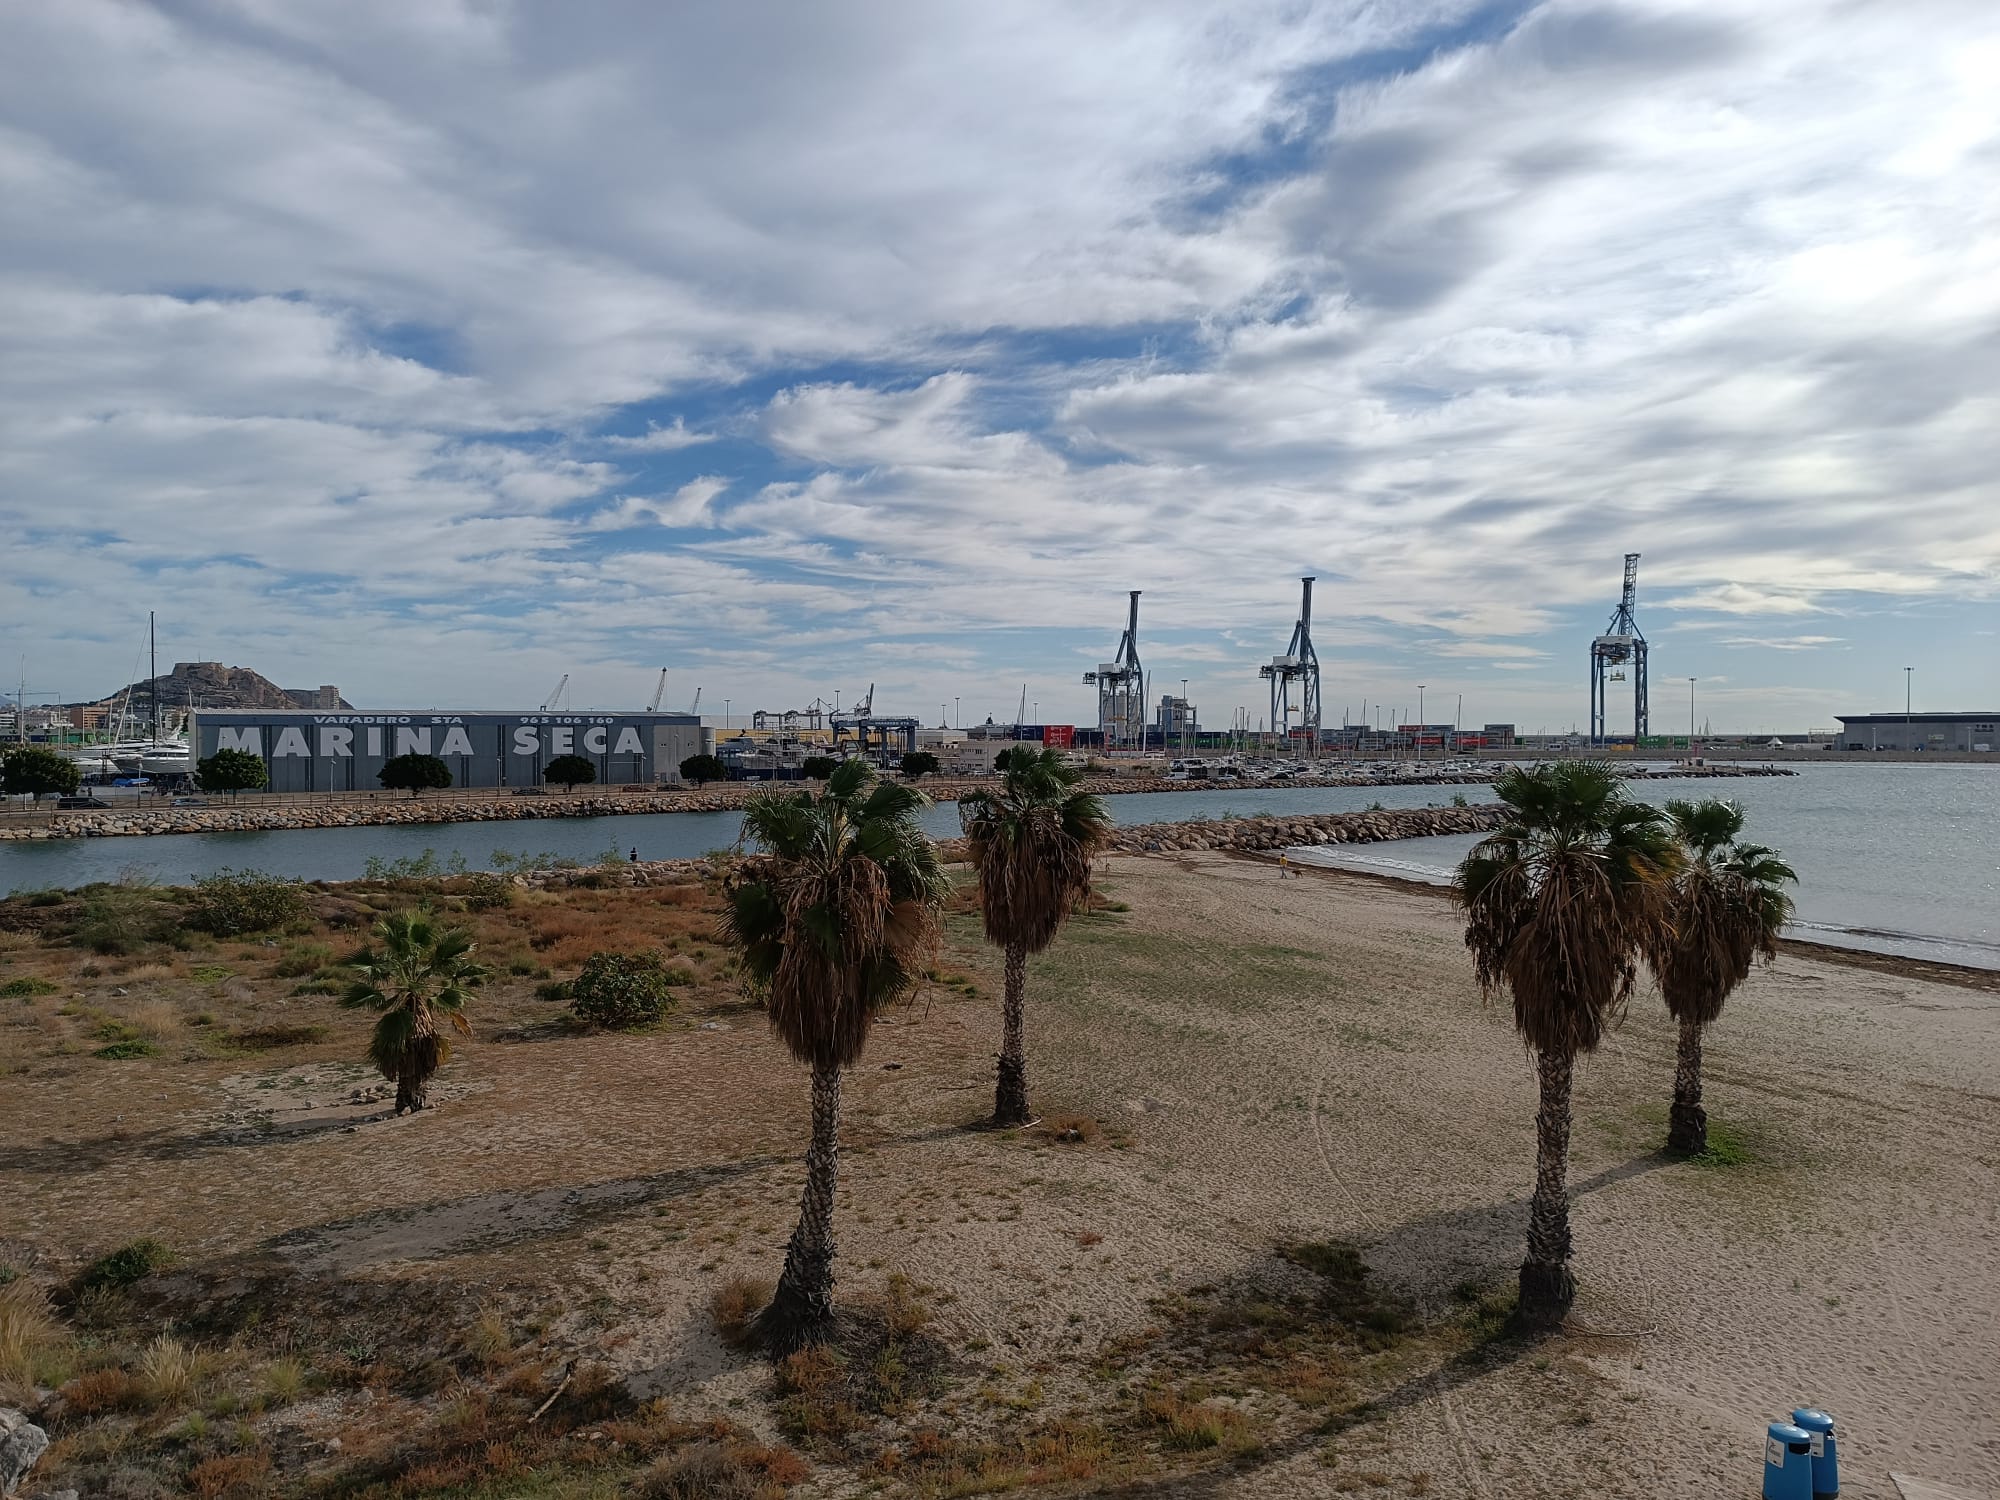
1835, 712, 1997, 752
192, 710, 712, 792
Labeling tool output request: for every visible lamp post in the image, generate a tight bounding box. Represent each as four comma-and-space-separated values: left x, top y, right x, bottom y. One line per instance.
1417, 685, 1426, 763
954, 696, 960, 731
1181, 678, 1189, 757
723, 698, 730, 736
1905, 666, 1913, 750
1456, 692, 1463, 757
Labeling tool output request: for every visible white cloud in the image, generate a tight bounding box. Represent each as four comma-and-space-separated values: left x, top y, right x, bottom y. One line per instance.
1720, 635, 1846, 651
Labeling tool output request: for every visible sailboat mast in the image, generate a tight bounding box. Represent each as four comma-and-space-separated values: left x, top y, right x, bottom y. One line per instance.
149, 611, 157, 740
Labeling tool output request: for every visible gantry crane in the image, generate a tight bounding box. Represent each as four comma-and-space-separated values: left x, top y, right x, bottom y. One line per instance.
1588, 553, 1648, 744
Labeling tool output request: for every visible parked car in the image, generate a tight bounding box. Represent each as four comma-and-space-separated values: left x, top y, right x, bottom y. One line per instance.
171, 796, 209, 806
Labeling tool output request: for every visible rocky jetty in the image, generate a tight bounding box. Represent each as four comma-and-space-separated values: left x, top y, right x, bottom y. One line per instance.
1096, 802, 1506, 855
0, 763, 1787, 841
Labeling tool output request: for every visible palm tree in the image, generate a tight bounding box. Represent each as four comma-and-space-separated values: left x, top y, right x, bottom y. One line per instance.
1649, 799, 1796, 1154
959, 745, 1112, 1126
1456, 761, 1678, 1323
725, 759, 948, 1352
343, 910, 488, 1113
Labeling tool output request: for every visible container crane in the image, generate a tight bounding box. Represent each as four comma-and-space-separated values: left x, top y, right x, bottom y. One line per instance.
1083, 591, 1146, 750
1588, 553, 1648, 744
540, 674, 569, 711
1259, 576, 1322, 751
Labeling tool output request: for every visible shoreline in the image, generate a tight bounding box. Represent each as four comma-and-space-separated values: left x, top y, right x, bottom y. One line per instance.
0, 762, 1792, 841
1239, 849, 2000, 993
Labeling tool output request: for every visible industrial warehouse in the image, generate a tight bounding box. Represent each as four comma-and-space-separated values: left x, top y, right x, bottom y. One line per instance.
190, 710, 712, 793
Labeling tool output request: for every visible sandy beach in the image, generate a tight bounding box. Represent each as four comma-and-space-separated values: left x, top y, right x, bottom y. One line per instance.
2, 855, 1995, 1497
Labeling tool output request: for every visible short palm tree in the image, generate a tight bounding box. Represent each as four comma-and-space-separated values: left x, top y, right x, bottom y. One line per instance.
343, 910, 488, 1113
960, 745, 1112, 1126
1648, 799, 1795, 1154
1456, 761, 1678, 1322
725, 759, 948, 1351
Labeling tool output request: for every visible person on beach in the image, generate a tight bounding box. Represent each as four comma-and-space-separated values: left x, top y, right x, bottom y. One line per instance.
1279, 852, 1292, 879
630, 846, 639, 864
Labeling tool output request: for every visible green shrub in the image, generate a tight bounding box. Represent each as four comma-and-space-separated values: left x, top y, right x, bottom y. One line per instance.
76, 1237, 175, 1293
72, 887, 170, 955
273, 943, 334, 978
94, 1039, 158, 1060
534, 979, 572, 1004
362, 848, 469, 881
568, 950, 678, 1030
186, 869, 309, 937
1, 977, 59, 999
460, 872, 513, 911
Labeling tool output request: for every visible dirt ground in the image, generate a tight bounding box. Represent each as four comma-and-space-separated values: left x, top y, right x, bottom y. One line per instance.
1, 855, 1995, 1498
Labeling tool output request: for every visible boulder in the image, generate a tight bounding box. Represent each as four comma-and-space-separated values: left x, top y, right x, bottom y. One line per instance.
1, 1407, 50, 1495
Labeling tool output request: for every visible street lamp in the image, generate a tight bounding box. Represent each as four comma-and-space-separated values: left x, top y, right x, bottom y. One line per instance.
1417, 685, 1426, 763
723, 698, 730, 735
1181, 678, 1189, 757
954, 696, 960, 731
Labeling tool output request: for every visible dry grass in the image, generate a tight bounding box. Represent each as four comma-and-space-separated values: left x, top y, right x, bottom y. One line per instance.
634, 1439, 793, 1500
712, 1276, 774, 1349
138, 1333, 207, 1407
462, 1305, 514, 1366
124, 999, 183, 1040
0, 1278, 69, 1403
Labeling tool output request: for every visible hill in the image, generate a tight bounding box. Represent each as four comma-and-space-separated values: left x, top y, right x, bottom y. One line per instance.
76, 661, 349, 715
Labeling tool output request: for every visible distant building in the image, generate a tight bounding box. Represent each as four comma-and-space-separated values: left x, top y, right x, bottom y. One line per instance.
192, 709, 712, 791
1835, 712, 1997, 752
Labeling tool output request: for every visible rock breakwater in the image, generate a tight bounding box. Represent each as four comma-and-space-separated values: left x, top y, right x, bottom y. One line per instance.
1098, 802, 1506, 856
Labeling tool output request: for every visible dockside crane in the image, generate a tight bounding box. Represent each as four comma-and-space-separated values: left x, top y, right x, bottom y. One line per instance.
648, 669, 668, 712
1260, 576, 1322, 751
1588, 553, 1648, 744
540, 674, 569, 712
1083, 591, 1146, 750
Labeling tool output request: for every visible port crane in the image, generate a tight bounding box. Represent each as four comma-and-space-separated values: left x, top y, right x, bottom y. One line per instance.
1083, 591, 1147, 750
1260, 576, 1322, 751
539, 674, 569, 711
1588, 553, 1649, 744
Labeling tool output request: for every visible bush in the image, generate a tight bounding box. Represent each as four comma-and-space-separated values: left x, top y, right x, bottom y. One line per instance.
568, 950, 678, 1030
72, 886, 171, 955
76, 1237, 175, 1294
800, 756, 838, 780
898, 750, 940, 778
187, 869, 310, 937
0, 977, 59, 999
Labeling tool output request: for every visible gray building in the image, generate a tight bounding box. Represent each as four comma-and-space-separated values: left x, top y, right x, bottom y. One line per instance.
1835, 712, 1998, 752
192, 710, 713, 792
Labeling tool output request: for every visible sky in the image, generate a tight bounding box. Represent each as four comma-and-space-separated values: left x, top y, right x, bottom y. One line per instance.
2, 0, 1996, 737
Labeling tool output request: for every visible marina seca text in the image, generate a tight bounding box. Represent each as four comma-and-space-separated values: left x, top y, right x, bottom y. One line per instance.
215, 716, 649, 759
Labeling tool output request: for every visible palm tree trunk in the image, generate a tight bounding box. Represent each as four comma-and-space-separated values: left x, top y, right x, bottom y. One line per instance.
762, 1060, 842, 1352
993, 942, 1031, 1127
1518, 1047, 1577, 1323
1668, 1018, 1707, 1154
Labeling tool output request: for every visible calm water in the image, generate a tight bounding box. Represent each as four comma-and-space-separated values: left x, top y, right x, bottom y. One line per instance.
0, 781, 1461, 894
1288, 764, 2000, 970
3, 765, 1993, 969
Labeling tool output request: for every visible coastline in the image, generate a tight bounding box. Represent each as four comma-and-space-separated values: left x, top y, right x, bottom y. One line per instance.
1250, 848, 2000, 993
0, 762, 1792, 841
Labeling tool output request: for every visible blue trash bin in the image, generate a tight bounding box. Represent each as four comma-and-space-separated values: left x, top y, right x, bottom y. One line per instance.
1791, 1409, 1838, 1498
1764, 1422, 1814, 1500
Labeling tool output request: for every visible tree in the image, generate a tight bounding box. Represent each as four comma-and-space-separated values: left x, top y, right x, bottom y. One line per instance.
959, 745, 1112, 1126
0, 745, 81, 800
1647, 799, 1795, 1154
723, 760, 947, 1351
994, 748, 1015, 772
680, 753, 727, 786
544, 753, 597, 792
342, 910, 488, 1112
194, 748, 268, 797
378, 752, 452, 796
898, 750, 940, 779
1455, 761, 1677, 1324
800, 755, 839, 781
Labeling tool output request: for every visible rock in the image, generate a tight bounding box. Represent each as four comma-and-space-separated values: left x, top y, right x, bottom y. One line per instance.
1, 1406, 51, 1494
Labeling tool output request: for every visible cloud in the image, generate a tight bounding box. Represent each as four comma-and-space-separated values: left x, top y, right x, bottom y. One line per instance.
593, 419, 716, 453
0, 0, 1994, 729
1720, 635, 1846, 651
